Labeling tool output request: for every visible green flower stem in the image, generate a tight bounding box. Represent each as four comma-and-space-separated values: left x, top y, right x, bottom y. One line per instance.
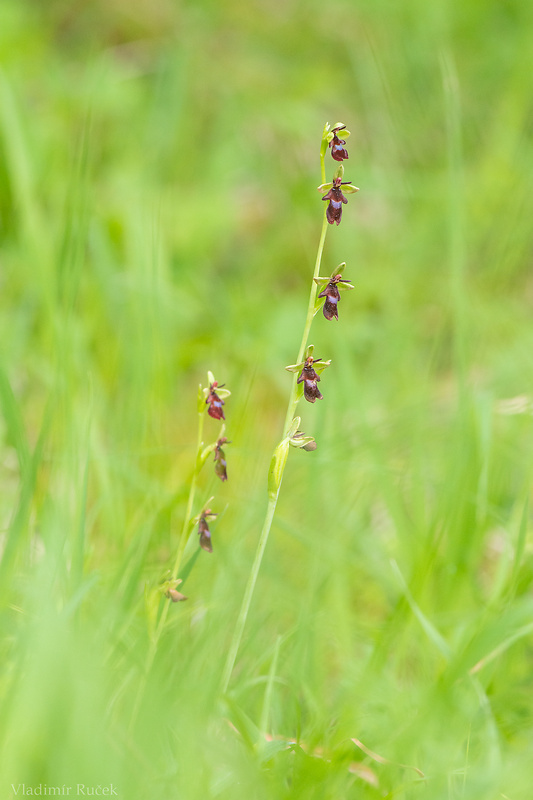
220, 491, 279, 693
221, 145, 330, 693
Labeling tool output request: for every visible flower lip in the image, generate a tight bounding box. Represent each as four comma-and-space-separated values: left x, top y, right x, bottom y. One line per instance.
297, 356, 324, 403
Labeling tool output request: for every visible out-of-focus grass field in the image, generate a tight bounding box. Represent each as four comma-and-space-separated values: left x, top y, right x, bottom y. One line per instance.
1, 0, 533, 797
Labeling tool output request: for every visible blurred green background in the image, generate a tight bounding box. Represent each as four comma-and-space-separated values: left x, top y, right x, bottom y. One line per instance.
1, 0, 533, 797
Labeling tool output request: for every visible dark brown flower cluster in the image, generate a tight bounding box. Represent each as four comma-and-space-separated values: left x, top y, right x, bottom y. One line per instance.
283, 123, 359, 409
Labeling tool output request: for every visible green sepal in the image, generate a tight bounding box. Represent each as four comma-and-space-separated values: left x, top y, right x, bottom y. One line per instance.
313, 269, 354, 293
285, 362, 302, 374
204, 371, 231, 398
202, 384, 231, 401
312, 358, 331, 375
286, 347, 331, 376
324, 124, 351, 145
333, 163, 344, 181
341, 183, 359, 194
317, 181, 333, 193
268, 440, 290, 501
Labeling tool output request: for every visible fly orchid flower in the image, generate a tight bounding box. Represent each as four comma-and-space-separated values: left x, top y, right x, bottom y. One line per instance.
329, 124, 350, 161
197, 507, 217, 553
201, 371, 231, 420
318, 165, 359, 226
314, 262, 354, 320
214, 437, 231, 482
285, 346, 331, 404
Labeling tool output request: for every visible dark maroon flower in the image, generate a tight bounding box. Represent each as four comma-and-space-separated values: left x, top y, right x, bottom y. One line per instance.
322, 177, 351, 226
329, 126, 349, 162
297, 356, 323, 403
206, 382, 225, 420
214, 437, 230, 482
198, 508, 217, 553
318, 274, 352, 320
